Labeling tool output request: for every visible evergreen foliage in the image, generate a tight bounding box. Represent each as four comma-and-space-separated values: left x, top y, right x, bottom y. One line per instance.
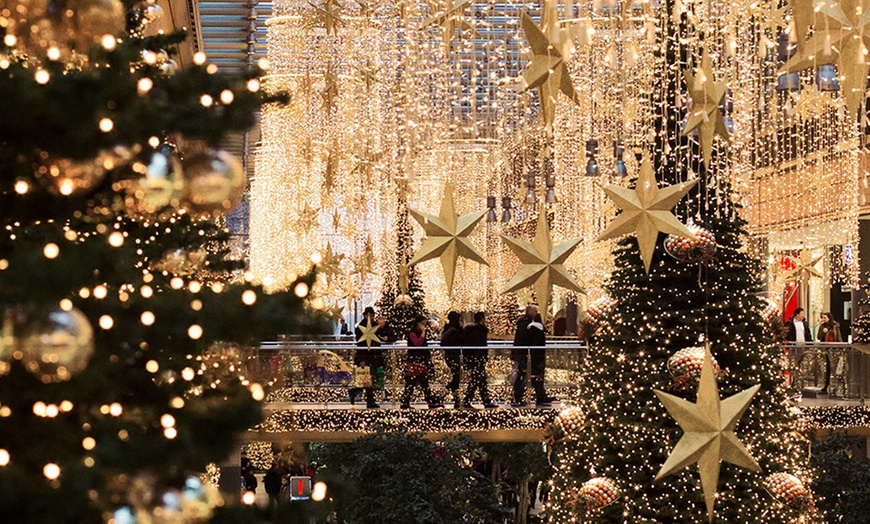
810, 431, 870, 523
545, 3, 811, 522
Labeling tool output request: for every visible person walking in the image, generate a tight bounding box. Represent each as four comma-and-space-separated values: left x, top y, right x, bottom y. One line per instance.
511, 306, 554, 408
441, 311, 467, 409
463, 312, 497, 408
817, 312, 842, 342
263, 461, 285, 511
349, 306, 385, 409
786, 307, 813, 343
400, 315, 444, 409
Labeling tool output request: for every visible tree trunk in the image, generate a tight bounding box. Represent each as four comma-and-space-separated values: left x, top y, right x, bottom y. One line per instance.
516, 475, 530, 524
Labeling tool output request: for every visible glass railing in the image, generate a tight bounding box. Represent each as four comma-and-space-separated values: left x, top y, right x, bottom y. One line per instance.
244, 339, 586, 408
783, 342, 870, 400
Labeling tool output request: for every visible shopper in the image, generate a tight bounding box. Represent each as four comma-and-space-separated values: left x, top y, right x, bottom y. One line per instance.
400, 315, 444, 409
817, 312, 842, 342
349, 306, 385, 409
463, 312, 497, 408
512, 306, 554, 407
263, 461, 285, 511
786, 307, 813, 343
441, 311, 466, 408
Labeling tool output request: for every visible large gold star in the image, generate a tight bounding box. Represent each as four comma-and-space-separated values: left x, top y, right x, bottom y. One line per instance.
308, 0, 344, 35
355, 320, 381, 348
654, 344, 761, 522
318, 242, 345, 282
517, 0, 580, 128
325, 302, 345, 321
780, 0, 870, 117
597, 156, 698, 274
501, 211, 585, 318
424, 0, 480, 52
408, 182, 488, 295
682, 48, 730, 166
350, 237, 376, 278
782, 249, 823, 282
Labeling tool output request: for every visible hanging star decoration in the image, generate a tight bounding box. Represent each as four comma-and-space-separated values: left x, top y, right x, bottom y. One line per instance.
308, 0, 344, 35
321, 63, 340, 112
318, 242, 345, 282
350, 237, 376, 277
295, 202, 320, 232
324, 302, 345, 321
340, 278, 361, 302
597, 155, 698, 274
301, 136, 316, 167
423, 0, 480, 52
355, 320, 381, 348
789, 82, 842, 120
351, 140, 384, 182
323, 138, 340, 190
517, 0, 581, 128
355, 59, 381, 93
408, 182, 488, 295
782, 249, 823, 282
682, 47, 730, 166
654, 343, 761, 522
332, 209, 343, 230
501, 211, 585, 318
780, 0, 870, 117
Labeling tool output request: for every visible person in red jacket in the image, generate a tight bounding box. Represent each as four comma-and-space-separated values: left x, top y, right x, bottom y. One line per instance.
400, 315, 443, 409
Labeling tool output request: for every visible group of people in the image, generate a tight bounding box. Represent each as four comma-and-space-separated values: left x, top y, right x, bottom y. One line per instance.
347, 305, 557, 409
786, 307, 843, 343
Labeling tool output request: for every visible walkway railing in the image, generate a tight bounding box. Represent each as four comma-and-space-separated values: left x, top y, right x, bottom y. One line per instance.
784, 342, 870, 400
244, 339, 586, 408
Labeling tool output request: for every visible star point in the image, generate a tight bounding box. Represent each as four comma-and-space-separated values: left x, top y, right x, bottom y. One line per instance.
501, 211, 585, 317
597, 156, 698, 274
408, 183, 488, 295
654, 344, 761, 522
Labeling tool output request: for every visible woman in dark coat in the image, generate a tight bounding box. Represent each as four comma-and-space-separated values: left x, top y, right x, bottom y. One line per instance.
441, 311, 466, 409
349, 306, 385, 409
400, 315, 443, 409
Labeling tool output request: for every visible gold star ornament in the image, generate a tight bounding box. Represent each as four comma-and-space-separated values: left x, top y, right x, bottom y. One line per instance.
783, 249, 823, 282
408, 182, 488, 295
517, 0, 580, 128
683, 48, 730, 166
654, 344, 761, 522
501, 211, 585, 318
424, 0, 480, 52
355, 321, 381, 348
780, 0, 870, 117
597, 156, 698, 274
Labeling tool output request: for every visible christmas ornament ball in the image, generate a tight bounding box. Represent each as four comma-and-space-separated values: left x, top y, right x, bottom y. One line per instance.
667, 346, 721, 380
122, 147, 184, 214
181, 150, 245, 217
763, 473, 813, 510
578, 477, 621, 511
547, 406, 585, 443
584, 296, 616, 331
15, 306, 95, 381
664, 225, 716, 263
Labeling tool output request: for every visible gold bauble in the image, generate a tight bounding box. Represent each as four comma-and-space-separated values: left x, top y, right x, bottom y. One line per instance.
181, 150, 246, 217
12, 306, 95, 381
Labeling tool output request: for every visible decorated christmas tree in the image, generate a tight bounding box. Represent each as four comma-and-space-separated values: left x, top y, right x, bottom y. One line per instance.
0, 1, 318, 521
545, 4, 813, 523
375, 195, 427, 338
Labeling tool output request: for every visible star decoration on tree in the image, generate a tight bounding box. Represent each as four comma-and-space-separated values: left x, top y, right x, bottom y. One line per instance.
321, 63, 340, 112
501, 211, 585, 317
682, 48, 730, 166
517, 0, 581, 128
423, 0, 480, 52
308, 0, 344, 35
355, 320, 381, 348
654, 344, 761, 522
780, 0, 870, 117
408, 182, 488, 295
597, 155, 698, 274
783, 249, 823, 282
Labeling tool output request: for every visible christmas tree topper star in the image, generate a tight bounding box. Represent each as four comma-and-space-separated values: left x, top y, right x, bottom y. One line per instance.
597, 155, 698, 274
408, 182, 488, 295
501, 211, 585, 317
654, 343, 761, 522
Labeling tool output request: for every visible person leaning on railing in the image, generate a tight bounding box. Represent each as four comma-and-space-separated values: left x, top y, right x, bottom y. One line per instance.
400, 315, 444, 409
817, 312, 842, 342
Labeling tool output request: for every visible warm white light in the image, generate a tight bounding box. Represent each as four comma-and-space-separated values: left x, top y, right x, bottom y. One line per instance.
242, 491, 256, 505
294, 282, 309, 298
247, 78, 260, 92
93, 285, 108, 299
312, 481, 327, 502
193, 52, 207, 65
250, 383, 265, 401
82, 437, 96, 450
164, 427, 177, 439
188, 281, 201, 293
310, 253, 322, 264
43, 243, 59, 259
145, 360, 159, 373
242, 290, 257, 305
160, 414, 175, 428
0, 449, 8, 466
108, 231, 124, 247
109, 403, 122, 416
101, 35, 117, 50
99, 118, 114, 132
200, 94, 213, 107
141, 285, 153, 298
46, 47, 60, 61
59, 299, 73, 311
141, 311, 155, 326
4, 34, 17, 47
99, 315, 114, 330
170, 278, 184, 289
181, 367, 195, 381
220, 90, 234, 104
138, 77, 153, 93
187, 324, 203, 339
43, 463, 60, 480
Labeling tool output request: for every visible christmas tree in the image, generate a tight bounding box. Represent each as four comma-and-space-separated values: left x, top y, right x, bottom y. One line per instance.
375, 195, 427, 339
545, 4, 812, 523
0, 2, 318, 521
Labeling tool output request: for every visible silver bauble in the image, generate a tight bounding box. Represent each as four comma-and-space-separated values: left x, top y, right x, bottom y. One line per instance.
160, 59, 178, 75
181, 150, 246, 217
124, 147, 184, 214
16, 306, 95, 381
140, 2, 164, 23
